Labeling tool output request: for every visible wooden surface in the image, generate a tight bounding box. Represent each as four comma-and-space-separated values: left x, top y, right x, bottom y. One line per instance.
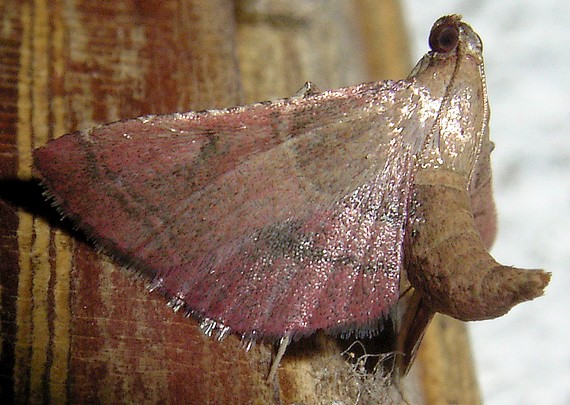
0, 1, 481, 403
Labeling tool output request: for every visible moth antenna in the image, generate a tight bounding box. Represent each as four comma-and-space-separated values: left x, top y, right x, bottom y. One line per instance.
268, 334, 291, 381
407, 168, 551, 321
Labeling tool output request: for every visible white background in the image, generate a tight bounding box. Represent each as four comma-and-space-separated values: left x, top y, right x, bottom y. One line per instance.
401, 1, 569, 404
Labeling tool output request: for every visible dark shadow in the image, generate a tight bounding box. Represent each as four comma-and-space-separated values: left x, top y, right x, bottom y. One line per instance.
274, 319, 398, 377
337, 318, 398, 375
0, 177, 87, 244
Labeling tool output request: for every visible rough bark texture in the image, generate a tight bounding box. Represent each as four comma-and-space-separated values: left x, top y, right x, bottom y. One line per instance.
0, 1, 483, 404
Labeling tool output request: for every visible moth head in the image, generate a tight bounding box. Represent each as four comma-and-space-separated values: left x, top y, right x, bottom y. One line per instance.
428, 14, 483, 61
409, 14, 484, 81
429, 15, 461, 53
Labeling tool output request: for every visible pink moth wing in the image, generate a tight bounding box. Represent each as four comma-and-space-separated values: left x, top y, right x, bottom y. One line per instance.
33, 18, 479, 340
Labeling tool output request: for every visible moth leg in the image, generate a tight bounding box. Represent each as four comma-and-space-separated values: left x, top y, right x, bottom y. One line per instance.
268, 334, 291, 380
396, 288, 434, 375
293, 81, 320, 98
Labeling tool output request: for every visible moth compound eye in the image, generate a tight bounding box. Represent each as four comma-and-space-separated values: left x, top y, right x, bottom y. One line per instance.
429, 21, 460, 53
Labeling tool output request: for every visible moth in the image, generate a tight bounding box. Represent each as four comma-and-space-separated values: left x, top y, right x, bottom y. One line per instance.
33, 15, 550, 378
